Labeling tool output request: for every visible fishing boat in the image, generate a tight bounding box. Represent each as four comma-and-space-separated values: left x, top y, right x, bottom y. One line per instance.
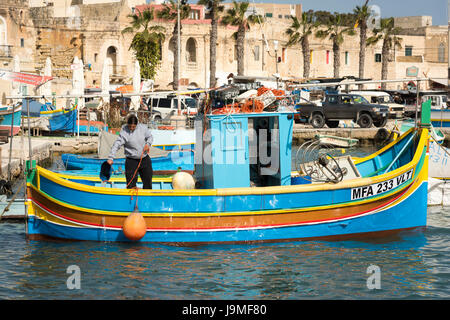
24, 100, 430, 244
22, 99, 107, 134
0, 104, 22, 135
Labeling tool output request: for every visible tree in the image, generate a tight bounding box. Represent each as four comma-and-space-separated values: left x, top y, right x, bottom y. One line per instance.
367, 17, 402, 89
157, 0, 191, 90
353, 0, 371, 81
285, 11, 318, 79
198, 0, 224, 88
122, 8, 166, 80
221, 1, 262, 76
316, 13, 355, 78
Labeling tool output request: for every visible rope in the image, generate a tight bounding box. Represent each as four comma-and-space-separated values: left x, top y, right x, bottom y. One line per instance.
126, 150, 145, 189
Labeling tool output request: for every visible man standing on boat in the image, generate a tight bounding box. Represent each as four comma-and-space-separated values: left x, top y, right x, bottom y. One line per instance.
107, 114, 153, 189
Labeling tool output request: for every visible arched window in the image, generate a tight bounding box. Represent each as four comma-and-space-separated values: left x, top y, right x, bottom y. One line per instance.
438, 42, 445, 63
106, 46, 117, 74
168, 37, 176, 63
186, 38, 196, 63
0, 16, 7, 46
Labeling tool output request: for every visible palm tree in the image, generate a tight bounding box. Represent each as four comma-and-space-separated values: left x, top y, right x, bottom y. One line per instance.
367, 17, 402, 90
316, 13, 355, 78
353, 0, 371, 81
221, 1, 262, 76
285, 11, 317, 79
122, 8, 166, 80
198, 0, 224, 88
157, 0, 191, 90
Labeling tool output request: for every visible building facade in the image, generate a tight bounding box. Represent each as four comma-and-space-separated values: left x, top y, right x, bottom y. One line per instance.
0, 0, 447, 102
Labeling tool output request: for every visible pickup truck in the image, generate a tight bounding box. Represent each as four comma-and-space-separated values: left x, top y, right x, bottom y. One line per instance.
295, 93, 389, 128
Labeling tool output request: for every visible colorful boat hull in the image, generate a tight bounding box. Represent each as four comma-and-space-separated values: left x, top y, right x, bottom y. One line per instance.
431, 109, 450, 128
0, 105, 21, 135
25, 128, 429, 244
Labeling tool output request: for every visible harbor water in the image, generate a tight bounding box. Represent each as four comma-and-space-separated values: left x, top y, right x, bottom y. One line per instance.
0, 150, 449, 300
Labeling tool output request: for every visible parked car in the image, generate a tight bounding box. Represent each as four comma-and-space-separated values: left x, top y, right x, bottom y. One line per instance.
350, 91, 404, 119
422, 94, 447, 110
144, 94, 198, 121
295, 93, 389, 128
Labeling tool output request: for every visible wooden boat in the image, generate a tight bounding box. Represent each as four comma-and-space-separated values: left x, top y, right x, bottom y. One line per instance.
429, 104, 450, 128
314, 134, 358, 148
22, 99, 107, 134
25, 104, 430, 244
0, 104, 21, 135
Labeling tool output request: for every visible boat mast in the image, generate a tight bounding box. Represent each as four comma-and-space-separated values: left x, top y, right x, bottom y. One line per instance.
177, 0, 181, 116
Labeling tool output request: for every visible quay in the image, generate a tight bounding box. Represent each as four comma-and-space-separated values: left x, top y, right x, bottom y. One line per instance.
294, 121, 450, 147
0, 135, 98, 181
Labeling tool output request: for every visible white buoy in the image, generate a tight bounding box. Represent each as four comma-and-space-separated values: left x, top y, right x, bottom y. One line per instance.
172, 172, 195, 190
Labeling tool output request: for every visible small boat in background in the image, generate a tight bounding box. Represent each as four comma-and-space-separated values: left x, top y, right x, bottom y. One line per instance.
0, 104, 22, 135
22, 99, 107, 134
60, 150, 194, 172
315, 134, 358, 148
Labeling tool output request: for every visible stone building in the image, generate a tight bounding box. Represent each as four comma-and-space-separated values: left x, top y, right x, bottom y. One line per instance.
0, 0, 448, 103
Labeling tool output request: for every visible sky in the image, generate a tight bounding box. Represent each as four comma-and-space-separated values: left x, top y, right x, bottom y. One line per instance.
235, 0, 449, 25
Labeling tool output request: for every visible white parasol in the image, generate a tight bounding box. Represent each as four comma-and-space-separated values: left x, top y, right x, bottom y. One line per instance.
130, 60, 141, 111
101, 57, 111, 103
40, 57, 52, 99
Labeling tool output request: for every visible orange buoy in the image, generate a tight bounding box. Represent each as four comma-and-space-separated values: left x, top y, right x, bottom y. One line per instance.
122, 209, 147, 241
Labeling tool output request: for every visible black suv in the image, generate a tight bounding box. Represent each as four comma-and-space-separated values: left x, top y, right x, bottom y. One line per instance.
296, 93, 389, 128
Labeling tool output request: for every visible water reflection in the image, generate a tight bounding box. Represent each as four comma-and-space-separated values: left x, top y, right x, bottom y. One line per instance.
1, 204, 449, 299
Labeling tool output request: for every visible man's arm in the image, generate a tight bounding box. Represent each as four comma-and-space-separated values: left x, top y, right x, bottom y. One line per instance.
107, 131, 127, 163
143, 127, 153, 154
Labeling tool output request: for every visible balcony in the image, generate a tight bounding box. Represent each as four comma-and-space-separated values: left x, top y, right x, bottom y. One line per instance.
397, 55, 423, 63
0, 45, 13, 59
109, 65, 127, 83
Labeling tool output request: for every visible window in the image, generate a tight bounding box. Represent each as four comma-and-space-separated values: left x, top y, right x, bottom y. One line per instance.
327, 96, 338, 104
341, 95, 352, 104
0, 16, 6, 46
155, 98, 172, 108
284, 15, 290, 19
405, 46, 413, 56
186, 38, 197, 63
254, 45, 260, 61
278, 14, 282, 19
326, 50, 330, 64
375, 53, 382, 62
94, 53, 98, 62
438, 43, 445, 63
189, 10, 200, 20
265, 13, 273, 18
20, 38, 24, 47
345, 51, 349, 65
281, 47, 286, 63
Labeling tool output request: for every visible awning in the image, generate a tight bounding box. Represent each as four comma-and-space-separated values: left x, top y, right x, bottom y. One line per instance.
430, 78, 448, 87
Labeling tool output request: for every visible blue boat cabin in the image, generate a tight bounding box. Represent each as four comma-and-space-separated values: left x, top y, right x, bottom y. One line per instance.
194, 112, 294, 189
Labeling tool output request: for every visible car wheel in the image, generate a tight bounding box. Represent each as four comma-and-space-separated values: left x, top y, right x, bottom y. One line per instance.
326, 120, 339, 128
358, 114, 373, 128
310, 114, 325, 128
153, 115, 162, 122
373, 117, 387, 128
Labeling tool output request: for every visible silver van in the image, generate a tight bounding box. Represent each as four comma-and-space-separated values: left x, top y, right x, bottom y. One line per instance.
145, 94, 197, 121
